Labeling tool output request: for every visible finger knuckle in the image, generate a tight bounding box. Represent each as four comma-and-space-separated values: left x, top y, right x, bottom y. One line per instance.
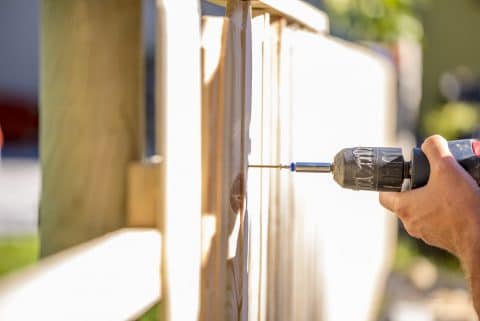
393, 199, 408, 218
405, 222, 421, 239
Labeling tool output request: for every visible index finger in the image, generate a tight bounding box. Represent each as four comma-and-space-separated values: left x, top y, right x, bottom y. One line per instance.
379, 188, 421, 219
379, 191, 399, 213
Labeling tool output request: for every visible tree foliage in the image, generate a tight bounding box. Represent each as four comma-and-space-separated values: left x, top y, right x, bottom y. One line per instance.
324, 0, 427, 43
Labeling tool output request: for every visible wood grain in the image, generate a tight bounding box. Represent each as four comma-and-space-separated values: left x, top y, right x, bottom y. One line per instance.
40, 0, 144, 256
200, 16, 229, 321
224, 1, 252, 320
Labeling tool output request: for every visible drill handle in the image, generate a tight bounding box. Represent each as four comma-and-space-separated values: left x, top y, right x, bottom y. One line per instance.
409, 139, 480, 189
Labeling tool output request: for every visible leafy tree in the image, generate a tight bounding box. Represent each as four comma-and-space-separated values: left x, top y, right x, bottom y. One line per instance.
323, 0, 426, 43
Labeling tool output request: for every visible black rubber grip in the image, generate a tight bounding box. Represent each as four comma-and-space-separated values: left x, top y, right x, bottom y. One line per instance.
410, 139, 480, 189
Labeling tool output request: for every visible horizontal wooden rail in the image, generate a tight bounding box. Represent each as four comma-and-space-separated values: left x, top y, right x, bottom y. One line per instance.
0, 228, 161, 321
207, 0, 329, 33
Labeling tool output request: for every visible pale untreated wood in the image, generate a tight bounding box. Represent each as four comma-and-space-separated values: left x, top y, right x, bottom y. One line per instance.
127, 158, 162, 228
265, 19, 281, 321
274, 20, 296, 321
40, 0, 144, 256
207, 0, 329, 33
289, 30, 397, 321
200, 16, 229, 321
224, 1, 252, 320
247, 13, 270, 321
156, 1, 202, 321
0, 229, 161, 321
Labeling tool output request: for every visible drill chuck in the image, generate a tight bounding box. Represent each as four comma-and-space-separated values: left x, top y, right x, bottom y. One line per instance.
331, 147, 406, 191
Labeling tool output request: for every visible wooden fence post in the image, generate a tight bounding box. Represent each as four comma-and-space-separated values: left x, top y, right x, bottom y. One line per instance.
40, 0, 144, 256
156, 1, 202, 320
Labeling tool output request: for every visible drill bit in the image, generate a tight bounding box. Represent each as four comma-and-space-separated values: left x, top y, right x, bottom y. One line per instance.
249, 162, 333, 173
248, 164, 290, 169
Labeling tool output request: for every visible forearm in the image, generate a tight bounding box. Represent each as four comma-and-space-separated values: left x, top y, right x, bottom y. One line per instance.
466, 261, 480, 316
460, 226, 480, 316
471, 274, 480, 317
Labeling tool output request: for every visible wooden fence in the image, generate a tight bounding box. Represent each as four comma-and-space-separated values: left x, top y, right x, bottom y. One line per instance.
0, 1, 396, 320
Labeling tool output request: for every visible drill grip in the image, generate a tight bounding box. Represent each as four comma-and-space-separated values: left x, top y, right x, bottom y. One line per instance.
410, 139, 480, 189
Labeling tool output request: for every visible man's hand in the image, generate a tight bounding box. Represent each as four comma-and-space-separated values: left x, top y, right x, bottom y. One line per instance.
379, 135, 480, 314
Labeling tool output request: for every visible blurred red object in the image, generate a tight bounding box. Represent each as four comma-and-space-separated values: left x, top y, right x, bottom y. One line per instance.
0, 125, 3, 151
0, 93, 38, 143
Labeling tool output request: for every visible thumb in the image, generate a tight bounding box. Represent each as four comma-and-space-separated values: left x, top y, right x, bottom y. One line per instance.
421, 135, 453, 165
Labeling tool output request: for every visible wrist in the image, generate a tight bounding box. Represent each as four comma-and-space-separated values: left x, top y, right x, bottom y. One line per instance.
458, 217, 480, 279
459, 217, 480, 316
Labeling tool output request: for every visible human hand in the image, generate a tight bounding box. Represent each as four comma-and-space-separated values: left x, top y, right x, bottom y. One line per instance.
379, 135, 480, 258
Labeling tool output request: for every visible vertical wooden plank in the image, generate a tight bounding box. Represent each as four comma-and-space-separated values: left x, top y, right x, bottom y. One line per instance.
290, 29, 396, 321
200, 16, 229, 321
275, 20, 296, 321
265, 20, 278, 321
156, 1, 202, 320
201, 4, 252, 320
282, 26, 324, 321
259, 13, 273, 321
247, 12, 268, 321
224, 1, 252, 320
40, 0, 144, 256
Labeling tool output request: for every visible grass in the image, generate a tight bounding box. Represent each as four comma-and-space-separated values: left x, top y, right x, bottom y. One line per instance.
393, 234, 462, 274
139, 303, 162, 321
0, 234, 39, 277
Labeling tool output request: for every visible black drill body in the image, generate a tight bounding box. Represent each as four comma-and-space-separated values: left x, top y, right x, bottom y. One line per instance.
330, 139, 480, 191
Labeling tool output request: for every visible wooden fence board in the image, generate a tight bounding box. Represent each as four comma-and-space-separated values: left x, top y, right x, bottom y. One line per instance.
247, 12, 270, 321
224, 1, 252, 320
156, 1, 202, 320
200, 16, 229, 321
289, 30, 397, 321
0, 229, 161, 321
40, 0, 144, 256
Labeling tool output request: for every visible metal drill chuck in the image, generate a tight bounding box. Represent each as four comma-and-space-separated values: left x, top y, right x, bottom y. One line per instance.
331, 147, 406, 191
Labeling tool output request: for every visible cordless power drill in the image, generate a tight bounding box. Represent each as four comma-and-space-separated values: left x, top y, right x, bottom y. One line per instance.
249, 139, 480, 192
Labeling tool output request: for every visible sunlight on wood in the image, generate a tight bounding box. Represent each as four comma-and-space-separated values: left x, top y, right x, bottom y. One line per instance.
156, 1, 202, 321
127, 159, 162, 228
0, 229, 161, 321
40, 0, 145, 256
290, 31, 397, 321
200, 16, 230, 321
